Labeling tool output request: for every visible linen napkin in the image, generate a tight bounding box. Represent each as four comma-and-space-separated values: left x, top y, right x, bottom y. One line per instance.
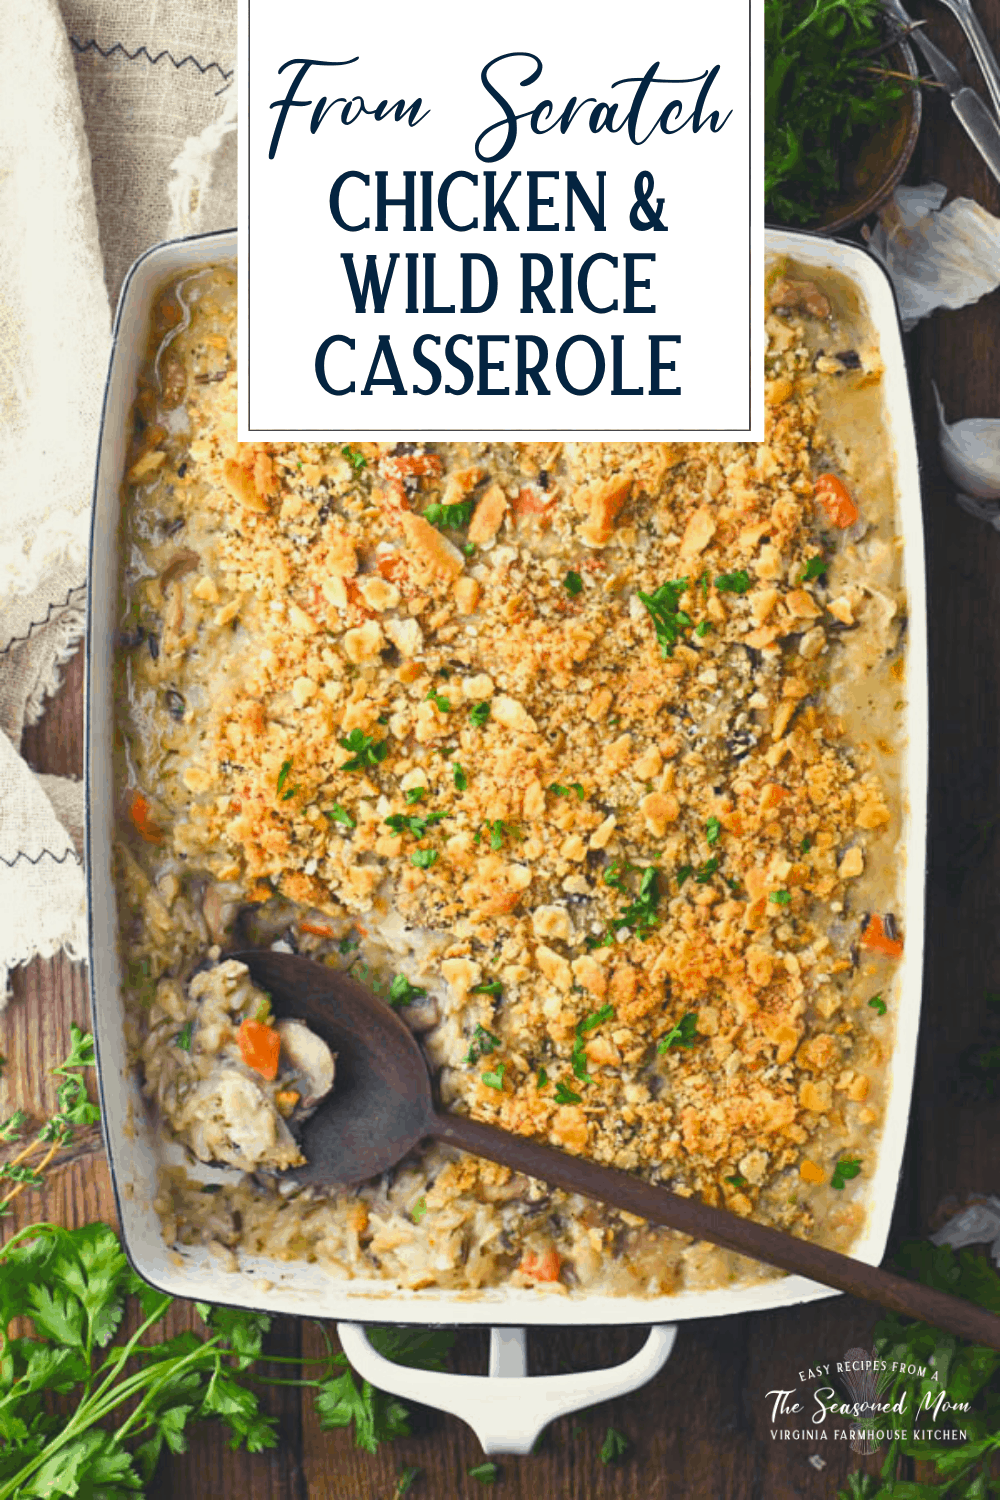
0, 0, 236, 1002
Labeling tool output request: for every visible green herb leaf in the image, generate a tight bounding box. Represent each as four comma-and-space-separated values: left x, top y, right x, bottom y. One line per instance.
326, 803, 355, 828
868, 994, 887, 1016
470, 979, 503, 997
412, 849, 438, 869
468, 701, 491, 728
424, 499, 474, 530
404, 787, 427, 804
465, 1024, 501, 1064
563, 570, 583, 595
695, 620, 711, 637
769, 889, 791, 905
726, 1173, 748, 1188
831, 1156, 862, 1190
658, 1013, 699, 1054
600, 1426, 630, 1464
411, 1198, 427, 1224
706, 816, 722, 845
339, 729, 389, 772
469, 1461, 499, 1485
800, 835, 812, 854
800, 556, 827, 582
482, 1062, 506, 1090
175, 1020, 194, 1051
276, 759, 292, 795
394, 1466, 423, 1498
426, 688, 451, 712
637, 577, 691, 657
676, 864, 693, 887
342, 444, 367, 471
536, 1067, 549, 1088
389, 975, 427, 1008
452, 762, 468, 791
714, 570, 752, 594
554, 1081, 581, 1105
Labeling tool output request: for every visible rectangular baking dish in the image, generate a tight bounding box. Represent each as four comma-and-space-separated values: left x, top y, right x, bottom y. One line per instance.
86, 226, 927, 1329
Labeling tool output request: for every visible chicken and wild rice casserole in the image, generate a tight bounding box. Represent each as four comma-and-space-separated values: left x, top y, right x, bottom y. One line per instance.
115, 260, 908, 1296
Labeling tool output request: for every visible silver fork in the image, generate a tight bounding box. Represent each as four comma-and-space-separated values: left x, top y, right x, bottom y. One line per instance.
930, 0, 1000, 124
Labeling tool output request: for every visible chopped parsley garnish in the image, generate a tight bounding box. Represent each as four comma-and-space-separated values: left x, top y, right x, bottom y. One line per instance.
452, 762, 468, 791
468, 700, 491, 728
769, 889, 792, 905
175, 1020, 194, 1051
800, 835, 812, 854
464, 541, 476, 557
470, 979, 502, 997
536, 1067, 549, 1088
411, 848, 439, 869
325, 804, 355, 828
831, 1156, 862, 1190
578, 1004, 615, 1034
603, 858, 635, 890
676, 864, 693, 887
465, 1025, 501, 1064
697, 570, 710, 596
600, 1427, 630, 1464
618, 866, 661, 937
389, 974, 427, 1007
637, 576, 691, 657
411, 1197, 427, 1223
424, 499, 474, 529
658, 1012, 699, 1053
694, 856, 719, 884
385, 809, 448, 838
549, 781, 585, 800
339, 729, 389, 771
342, 444, 367, 470
468, 1462, 499, 1486
800, 556, 827, 582
706, 816, 722, 845
554, 1081, 582, 1105
726, 1172, 748, 1188
563, 570, 583, 595
405, 787, 427, 804
714, 569, 752, 594
338, 931, 360, 954
695, 620, 712, 638
868, 993, 887, 1016
276, 759, 293, 795
426, 687, 451, 712
482, 1061, 506, 1091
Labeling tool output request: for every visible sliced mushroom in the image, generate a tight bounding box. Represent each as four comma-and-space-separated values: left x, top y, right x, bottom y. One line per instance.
276, 1019, 336, 1113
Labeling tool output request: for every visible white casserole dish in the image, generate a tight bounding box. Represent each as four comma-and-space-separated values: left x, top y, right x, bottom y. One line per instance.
86, 226, 927, 1449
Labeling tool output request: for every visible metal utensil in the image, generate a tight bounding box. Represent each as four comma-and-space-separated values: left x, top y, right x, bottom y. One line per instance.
930, 0, 1000, 127
884, 0, 1000, 184
231, 948, 1000, 1350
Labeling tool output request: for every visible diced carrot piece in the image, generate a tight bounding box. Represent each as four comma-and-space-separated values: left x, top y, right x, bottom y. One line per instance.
299, 920, 337, 939
237, 1018, 282, 1080
860, 914, 904, 959
513, 487, 555, 516
799, 1159, 826, 1185
813, 473, 859, 529
391, 454, 443, 477
520, 1247, 561, 1282
128, 791, 163, 844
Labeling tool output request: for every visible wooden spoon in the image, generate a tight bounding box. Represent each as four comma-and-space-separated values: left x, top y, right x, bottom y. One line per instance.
232, 950, 1000, 1348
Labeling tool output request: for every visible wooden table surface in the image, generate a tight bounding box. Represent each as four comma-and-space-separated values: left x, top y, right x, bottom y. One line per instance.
7, 11, 1000, 1493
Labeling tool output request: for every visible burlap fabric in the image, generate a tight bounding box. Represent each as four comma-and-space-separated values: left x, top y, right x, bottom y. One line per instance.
0, 0, 236, 998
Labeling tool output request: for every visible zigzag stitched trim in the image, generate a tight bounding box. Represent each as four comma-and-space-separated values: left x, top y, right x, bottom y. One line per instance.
0, 587, 84, 657
69, 37, 233, 81
0, 848, 81, 870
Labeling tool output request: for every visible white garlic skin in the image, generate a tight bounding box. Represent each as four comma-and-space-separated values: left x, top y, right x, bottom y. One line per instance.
934, 382, 1000, 501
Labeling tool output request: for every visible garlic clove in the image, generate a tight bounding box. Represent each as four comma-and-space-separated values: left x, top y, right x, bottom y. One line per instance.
934, 382, 1000, 501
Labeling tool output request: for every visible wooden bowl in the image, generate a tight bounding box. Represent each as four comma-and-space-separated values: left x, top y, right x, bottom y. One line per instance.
769, 36, 923, 236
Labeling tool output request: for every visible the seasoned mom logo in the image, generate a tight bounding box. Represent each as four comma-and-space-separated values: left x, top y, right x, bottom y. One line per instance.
766, 1346, 971, 1456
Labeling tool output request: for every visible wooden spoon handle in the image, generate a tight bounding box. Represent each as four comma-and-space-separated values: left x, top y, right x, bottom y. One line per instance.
430, 1111, 1000, 1348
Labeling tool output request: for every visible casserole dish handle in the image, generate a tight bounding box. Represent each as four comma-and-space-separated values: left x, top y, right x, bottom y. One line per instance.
336, 1321, 677, 1455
